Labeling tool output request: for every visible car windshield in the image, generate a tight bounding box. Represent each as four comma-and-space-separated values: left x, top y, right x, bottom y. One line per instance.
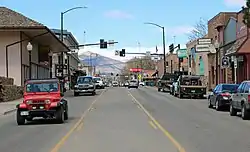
94, 77, 101, 81
222, 84, 239, 92
26, 82, 58, 92
130, 80, 137, 83
77, 77, 92, 84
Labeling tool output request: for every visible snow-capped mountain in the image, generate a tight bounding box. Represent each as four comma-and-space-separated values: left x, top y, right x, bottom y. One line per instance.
79, 51, 125, 74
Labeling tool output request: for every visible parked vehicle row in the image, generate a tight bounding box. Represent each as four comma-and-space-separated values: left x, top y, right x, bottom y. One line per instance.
207, 83, 250, 120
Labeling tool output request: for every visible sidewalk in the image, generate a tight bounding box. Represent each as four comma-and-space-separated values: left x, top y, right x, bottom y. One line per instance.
0, 98, 22, 115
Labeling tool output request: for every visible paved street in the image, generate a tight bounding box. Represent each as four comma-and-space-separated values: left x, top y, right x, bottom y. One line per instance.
57, 87, 177, 152
131, 87, 250, 152
2, 87, 250, 152
0, 90, 104, 152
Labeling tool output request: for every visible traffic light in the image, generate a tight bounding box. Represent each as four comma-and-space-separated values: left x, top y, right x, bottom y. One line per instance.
100, 39, 107, 49
169, 44, 174, 53
120, 49, 125, 57
177, 44, 180, 49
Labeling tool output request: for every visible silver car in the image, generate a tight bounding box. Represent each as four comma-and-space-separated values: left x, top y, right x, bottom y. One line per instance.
128, 80, 139, 89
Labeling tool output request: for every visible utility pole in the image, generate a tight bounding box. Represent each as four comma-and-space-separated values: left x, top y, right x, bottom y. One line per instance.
144, 22, 166, 75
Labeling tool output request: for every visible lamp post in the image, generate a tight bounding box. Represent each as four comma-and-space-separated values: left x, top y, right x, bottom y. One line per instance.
27, 42, 33, 79
214, 40, 219, 85
144, 22, 166, 75
61, 6, 87, 85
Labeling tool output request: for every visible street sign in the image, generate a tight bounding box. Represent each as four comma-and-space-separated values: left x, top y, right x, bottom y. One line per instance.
198, 38, 212, 45
115, 50, 119, 55
221, 56, 230, 68
146, 51, 151, 57
196, 44, 210, 52
177, 49, 187, 58
197, 38, 212, 52
108, 40, 114, 47
55, 64, 67, 78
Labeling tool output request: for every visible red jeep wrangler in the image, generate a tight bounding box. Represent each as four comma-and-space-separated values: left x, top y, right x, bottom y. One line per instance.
16, 78, 68, 125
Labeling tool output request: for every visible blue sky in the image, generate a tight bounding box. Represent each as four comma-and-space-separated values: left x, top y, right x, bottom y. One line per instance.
0, 0, 244, 60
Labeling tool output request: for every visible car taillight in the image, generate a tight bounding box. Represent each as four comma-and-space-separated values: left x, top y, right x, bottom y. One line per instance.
248, 95, 250, 103
221, 93, 230, 96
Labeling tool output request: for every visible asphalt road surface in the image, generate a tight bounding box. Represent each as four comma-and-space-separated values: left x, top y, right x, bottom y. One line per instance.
2, 86, 250, 152
131, 87, 250, 152
0, 90, 104, 152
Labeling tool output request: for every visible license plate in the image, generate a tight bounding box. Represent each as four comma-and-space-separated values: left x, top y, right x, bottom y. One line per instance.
191, 90, 195, 93
20, 111, 29, 116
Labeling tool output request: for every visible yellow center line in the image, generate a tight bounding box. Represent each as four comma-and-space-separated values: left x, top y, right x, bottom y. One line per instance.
50, 90, 105, 152
76, 122, 84, 131
149, 121, 157, 130
128, 91, 186, 152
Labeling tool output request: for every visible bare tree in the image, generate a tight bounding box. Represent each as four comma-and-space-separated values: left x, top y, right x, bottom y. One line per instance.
187, 18, 208, 41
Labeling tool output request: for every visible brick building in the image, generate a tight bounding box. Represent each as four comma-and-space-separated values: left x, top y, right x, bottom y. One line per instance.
156, 52, 188, 77
207, 12, 237, 89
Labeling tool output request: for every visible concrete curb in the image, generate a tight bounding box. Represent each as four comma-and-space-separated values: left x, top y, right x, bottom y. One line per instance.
3, 108, 16, 115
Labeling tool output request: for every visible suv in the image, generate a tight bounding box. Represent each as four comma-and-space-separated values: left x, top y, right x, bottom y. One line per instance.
230, 81, 250, 119
93, 77, 105, 89
128, 80, 139, 89
74, 76, 96, 96
16, 78, 68, 125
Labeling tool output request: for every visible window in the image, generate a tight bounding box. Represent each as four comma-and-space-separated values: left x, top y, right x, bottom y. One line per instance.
77, 77, 92, 84
222, 84, 239, 93
26, 82, 58, 92
94, 77, 101, 81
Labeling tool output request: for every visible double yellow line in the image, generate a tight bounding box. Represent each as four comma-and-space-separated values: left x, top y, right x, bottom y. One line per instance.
50, 90, 105, 152
128, 91, 186, 152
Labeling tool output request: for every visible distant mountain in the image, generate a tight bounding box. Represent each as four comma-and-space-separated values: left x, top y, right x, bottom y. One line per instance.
78, 51, 125, 74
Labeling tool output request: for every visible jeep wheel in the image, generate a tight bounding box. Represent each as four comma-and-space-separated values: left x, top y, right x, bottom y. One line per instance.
64, 108, 68, 120
74, 92, 79, 96
55, 107, 64, 124
16, 110, 25, 125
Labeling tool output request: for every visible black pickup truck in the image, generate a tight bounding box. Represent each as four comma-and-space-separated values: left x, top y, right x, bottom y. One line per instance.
157, 73, 178, 92
175, 75, 206, 98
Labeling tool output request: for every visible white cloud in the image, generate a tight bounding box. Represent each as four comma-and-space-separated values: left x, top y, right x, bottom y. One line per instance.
167, 26, 194, 36
78, 43, 186, 62
224, 0, 245, 7
103, 10, 134, 19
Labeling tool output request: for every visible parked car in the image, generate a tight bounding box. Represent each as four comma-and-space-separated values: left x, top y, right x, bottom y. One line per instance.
16, 78, 68, 125
229, 81, 250, 119
208, 83, 239, 111
174, 75, 206, 98
128, 80, 139, 89
74, 76, 96, 96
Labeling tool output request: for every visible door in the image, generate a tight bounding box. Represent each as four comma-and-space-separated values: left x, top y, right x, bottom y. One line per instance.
211, 84, 220, 105
235, 82, 245, 108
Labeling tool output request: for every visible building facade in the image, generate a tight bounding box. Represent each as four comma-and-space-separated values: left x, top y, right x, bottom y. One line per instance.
0, 7, 69, 86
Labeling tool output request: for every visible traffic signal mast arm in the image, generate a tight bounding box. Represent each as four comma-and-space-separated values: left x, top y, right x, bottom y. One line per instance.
68, 41, 118, 48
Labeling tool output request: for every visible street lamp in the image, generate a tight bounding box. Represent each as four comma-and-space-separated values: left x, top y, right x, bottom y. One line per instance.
60, 6, 87, 86
27, 42, 33, 79
214, 40, 219, 85
144, 22, 166, 74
